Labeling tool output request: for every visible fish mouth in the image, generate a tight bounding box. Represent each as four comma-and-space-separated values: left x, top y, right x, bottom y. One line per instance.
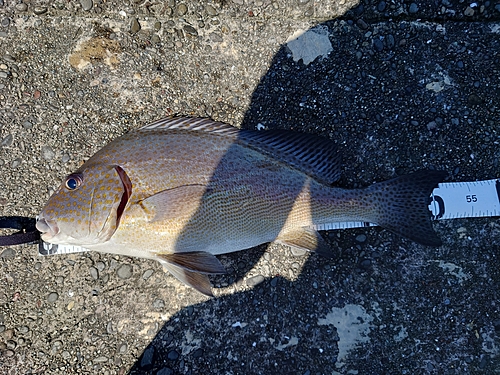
36, 217, 60, 240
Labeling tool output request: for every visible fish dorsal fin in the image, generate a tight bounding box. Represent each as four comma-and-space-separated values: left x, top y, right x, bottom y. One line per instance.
138, 117, 239, 136
139, 117, 342, 185
237, 129, 342, 185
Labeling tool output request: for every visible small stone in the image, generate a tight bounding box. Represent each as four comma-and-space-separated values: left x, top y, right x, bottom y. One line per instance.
183, 25, 197, 36
246, 275, 265, 287
464, 6, 474, 16
17, 326, 28, 334
5, 349, 14, 357
152, 299, 165, 309
11, 158, 21, 168
33, 6, 48, 14
89, 267, 99, 280
157, 368, 174, 375
3, 54, 15, 63
0, 248, 16, 258
359, 259, 372, 269
290, 247, 307, 257
177, 3, 188, 16
94, 356, 108, 363
384, 34, 395, 49
297, 0, 310, 4
118, 342, 128, 354
167, 350, 179, 361
1, 18, 10, 27
47, 292, 59, 302
192, 348, 203, 358
409, 3, 418, 13
61, 153, 70, 163
468, 94, 482, 106
41, 145, 55, 160
80, 0, 93, 11
1, 134, 13, 147
377, 1, 386, 12
372, 38, 383, 52
209, 32, 223, 42
130, 18, 141, 34
117, 264, 133, 279
205, 5, 217, 15
15, 3, 28, 11
22, 121, 32, 129
0, 325, 5, 333
355, 234, 367, 243
154, 21, 161, 31
142, 269, 154, 280
427, 121, 437, 131
140, 347, 155, 368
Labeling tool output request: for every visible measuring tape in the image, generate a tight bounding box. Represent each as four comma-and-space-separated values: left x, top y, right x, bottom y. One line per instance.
39, 178, 500, 256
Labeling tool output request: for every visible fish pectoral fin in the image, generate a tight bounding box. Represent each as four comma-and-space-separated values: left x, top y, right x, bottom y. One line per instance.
156, 251, 227, 274
141, 184, 207, 222
276, 228, 334, 258
161, 262, 215, 297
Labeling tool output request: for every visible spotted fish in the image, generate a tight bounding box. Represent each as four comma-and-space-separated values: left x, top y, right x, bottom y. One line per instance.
36, 117, 446, 295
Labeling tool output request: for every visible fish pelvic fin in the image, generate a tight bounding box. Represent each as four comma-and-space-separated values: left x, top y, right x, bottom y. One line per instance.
276, 228, 334, 258
156, 252, 227, 296
161, 262, 215, 297
365, 170, 447, 246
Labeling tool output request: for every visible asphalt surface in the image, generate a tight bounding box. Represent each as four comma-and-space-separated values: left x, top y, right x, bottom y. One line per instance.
1, 0, 500, 374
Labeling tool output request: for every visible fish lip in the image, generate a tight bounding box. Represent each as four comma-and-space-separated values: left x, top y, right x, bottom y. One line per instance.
35, 217, 60, 239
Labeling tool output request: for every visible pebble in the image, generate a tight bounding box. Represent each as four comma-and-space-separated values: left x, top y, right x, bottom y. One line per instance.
142, 269, 154, 280
464, 6, 474, 16
0, 248, 16, 258
118, 342, 128, 354
15, 3, 28, 11
246, 274, 265, 287
33, 6, 48, 15
47, 292, 59, 302
297, 0, 310, 4
355, 234, 367, 243
167, 349, 179, 360
153, 299, 165, 309
205, 4, 217, 16
1, 133, 13, 147
157, 368, 174, 375
154, 22, 161, 31
80, 0, 93, 11
94, 356, 108, 363
140, 346, 155, 368
11, 158, 21, 168
17, 325, 28, 334
0, 71, 8, 78
183, 25, 197, 36
373, 38, 384, 52
409, 3, 418, 13
1, 18, 9, 27
89, 266, 99, 280
117, 264, 133, 279
177, 4, 188, 16
61, 153, 70, 163
22, 121, 33, 129
290, 247, 307, 257
0, 325, 4, 333
41, 145, 55, 160
209, 32, 223, 42
233, 0, 244, 4
192, 348, 203, 358
5, 349, 14, 357
377, 1, 386, 12
130, 18, 141, 34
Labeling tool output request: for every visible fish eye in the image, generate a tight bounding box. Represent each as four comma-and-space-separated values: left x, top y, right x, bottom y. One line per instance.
65, 174, 83, 190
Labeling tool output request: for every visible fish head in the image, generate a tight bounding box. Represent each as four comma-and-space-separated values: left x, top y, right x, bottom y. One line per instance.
36, 164, 132, 246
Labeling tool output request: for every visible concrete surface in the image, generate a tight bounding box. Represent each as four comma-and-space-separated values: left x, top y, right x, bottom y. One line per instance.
1, 0, 499, 374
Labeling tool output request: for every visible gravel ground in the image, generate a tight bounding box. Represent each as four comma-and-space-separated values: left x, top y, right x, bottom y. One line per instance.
1, 0, 499, 374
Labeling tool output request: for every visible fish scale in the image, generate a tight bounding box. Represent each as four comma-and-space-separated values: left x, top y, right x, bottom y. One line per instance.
36, 117, 446, 296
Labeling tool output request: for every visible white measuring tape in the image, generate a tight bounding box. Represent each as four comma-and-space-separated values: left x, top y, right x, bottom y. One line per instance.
39, 178, 500, 256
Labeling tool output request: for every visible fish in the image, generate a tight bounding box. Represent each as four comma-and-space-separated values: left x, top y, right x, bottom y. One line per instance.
36, 117, 446, 296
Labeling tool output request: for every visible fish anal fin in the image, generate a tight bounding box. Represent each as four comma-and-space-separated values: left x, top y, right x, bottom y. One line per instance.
156, 251, 226, 274
161, 262, 215, 297
141, 185, 207, 222
276, 228, 334, 258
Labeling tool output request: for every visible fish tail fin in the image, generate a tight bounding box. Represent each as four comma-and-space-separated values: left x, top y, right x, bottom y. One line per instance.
365, 170, 447, 246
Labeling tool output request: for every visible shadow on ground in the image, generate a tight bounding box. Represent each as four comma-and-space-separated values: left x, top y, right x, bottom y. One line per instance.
129, 12, 500, 375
